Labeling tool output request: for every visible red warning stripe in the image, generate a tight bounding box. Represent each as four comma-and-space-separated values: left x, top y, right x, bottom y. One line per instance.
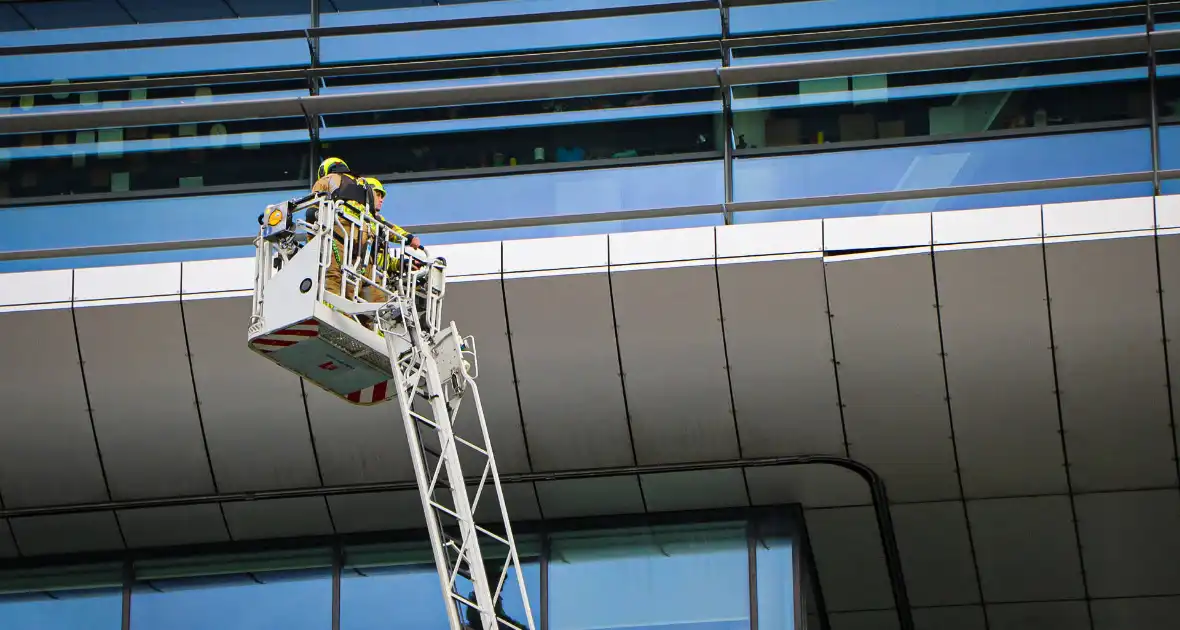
252, 319, 321, 353
344, 380, 392, 405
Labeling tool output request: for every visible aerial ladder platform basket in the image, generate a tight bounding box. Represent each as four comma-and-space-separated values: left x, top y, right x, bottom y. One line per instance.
248, 194, 536, 630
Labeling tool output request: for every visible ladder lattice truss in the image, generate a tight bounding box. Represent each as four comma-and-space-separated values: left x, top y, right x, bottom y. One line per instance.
378, 262, 536, 630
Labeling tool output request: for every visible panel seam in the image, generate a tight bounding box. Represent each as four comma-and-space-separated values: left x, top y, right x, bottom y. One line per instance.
820, 222, 853, 458
1040, 212, 1096, 630
713, 229, 753, 507
69, 269, 128, 550
1150, 196, 1180, 493
605, 234, 648, 512
495, 243, 545, 519
176, 269, 234, 541
298, 378, 337, 536
928, 236, 991, 630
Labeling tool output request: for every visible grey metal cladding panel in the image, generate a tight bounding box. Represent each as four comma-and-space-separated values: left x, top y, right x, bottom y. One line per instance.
441, 280, 531, 474
966, 495, 1084, 602
117, 504, 230, 549
639, 469, 748, 512
717, 259, 845, 457
890, 502, 979, 607
933, 245, 1068, 498
828, 610, 900, 630
1044, 237, 1175, 491
1156, 234, 1180, 470
0, 310, 109, 507
75, 303, 214, 499
1074, 490, 1180, 598
328, 491, 425, 534
0, 520, 15, 558
503, 274, 633, 471
222, 497, 334, 540
611, 266, 739, 464
745, 463, 871, 508
535, 476, 645, 519
913, 606, 986, 630
10, 512, 124, 556
805, 506, 893, 612
1092, 596, 1180, 630
469, 482, 541, 524
985, 601, 1090, 630
824, 254, 959, 502
305, 385, 415, 486
183, 297, 320, 492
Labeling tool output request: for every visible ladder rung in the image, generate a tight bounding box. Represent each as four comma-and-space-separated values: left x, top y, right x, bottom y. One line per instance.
430, 501, 461, 520
410, 412, 440, 430
474, 525, 510, 547
454, 435, 488, 457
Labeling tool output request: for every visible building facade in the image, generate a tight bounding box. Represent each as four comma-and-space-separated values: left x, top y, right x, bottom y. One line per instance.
3, 1, 1180, 630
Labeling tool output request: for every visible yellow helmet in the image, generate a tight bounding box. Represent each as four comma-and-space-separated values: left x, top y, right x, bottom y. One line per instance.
361, 177, 386, 198
317, 157, 349, 180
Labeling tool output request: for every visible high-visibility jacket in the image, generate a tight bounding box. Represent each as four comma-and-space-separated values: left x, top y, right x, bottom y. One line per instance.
312, 172, 368, 217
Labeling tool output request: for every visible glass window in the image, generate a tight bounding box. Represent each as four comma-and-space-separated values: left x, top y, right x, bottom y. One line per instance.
319, 0, 720, 64
1158, 125, 1180, 195
0, 3, 307, 41
732, 127, 1152, 205
0, 564, 124, 630
0, 188, 305, 255
428, 213, 724, 246
729, 0, 1131, 36
548, 522, 751, 630
319, 85, 721, 181
0, 244, 257, 275
754, 516, 797, 630
0, 117, 309, 200
341, 541, 541, 630
376, 159, 724, 226
131, 550, 333, 630
0, 77, 307, 118
731, 54, 1148, 153
2, 39, 312, 85
733, 181, 1153, 225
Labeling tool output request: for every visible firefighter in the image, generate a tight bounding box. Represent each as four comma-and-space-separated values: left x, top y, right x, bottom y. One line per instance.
354, 176, 416, 308
311, 157, 371, 300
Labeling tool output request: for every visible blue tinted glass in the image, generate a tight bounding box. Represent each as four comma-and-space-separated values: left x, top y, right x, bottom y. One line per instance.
131, 571, 332, 630
0, 188, 304, 255
4, 40, 311, 84
1158, 124, 1180, 169
733, 182, 1152, 224
391, 160, 724, 225
733, 128, 1151, 204
340, 557, 540, 630
0, 590, 122, 630
0, 12, 308, 45
548, 523, 750, 630
756, 536, 795, 630
0, 245, 255, 274
322, 0, 698, 27
730, 26, 1144, 67
320, 0, 718, 64
428, 213, 724, 245
729, 0, 1129, 36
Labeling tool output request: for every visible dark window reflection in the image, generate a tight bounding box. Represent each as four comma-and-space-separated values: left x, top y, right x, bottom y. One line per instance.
321, 89, 720, 177
548, 523, 750, 630
733, 55, 1149, 152
131, 567, 332, 630
0, 118, 309, 199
